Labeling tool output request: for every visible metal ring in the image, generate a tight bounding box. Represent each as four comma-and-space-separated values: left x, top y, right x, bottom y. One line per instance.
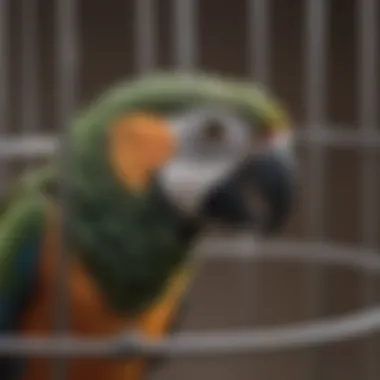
0, 240, 379, 357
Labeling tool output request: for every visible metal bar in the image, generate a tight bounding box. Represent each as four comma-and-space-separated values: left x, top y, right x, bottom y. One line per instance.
305, 0, 328, 238
1, 299, 380, 356
248, 0, 271, 86
305, 0, 329, 379
0, 135, 58, 157
21, 0, 39, 136
0, 0, 9, 192
135, 0, 157, 74
1, 128, 380, 158
305, 0, 329, 290
52, 0, 78, 379
173, 0, 198, 70
244, 0, 271, 332
199, 239, 380, 270
359, 0, 378, 252
358, 0, 379, 379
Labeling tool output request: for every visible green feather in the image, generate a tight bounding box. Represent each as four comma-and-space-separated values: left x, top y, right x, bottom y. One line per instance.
71, 72, 289, 153
0, 193, 48, 292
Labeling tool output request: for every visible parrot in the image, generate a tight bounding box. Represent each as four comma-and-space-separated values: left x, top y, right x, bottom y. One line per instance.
0, 72, 296, 380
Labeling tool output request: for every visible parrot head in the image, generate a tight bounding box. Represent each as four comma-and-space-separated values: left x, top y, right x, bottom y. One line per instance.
72, 73, 296, 238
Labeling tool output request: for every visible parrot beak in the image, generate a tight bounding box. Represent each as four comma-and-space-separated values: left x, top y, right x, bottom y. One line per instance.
199, 131, 296, 234
199, 151, 295, 234
159, 129, 296, 235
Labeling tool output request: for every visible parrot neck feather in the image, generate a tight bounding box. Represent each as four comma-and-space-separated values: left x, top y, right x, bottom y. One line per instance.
67, 167, 199, 315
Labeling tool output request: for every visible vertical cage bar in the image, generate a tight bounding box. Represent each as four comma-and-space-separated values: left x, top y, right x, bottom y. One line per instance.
0, 0, 9, 193
135, 0, 157, 74
52, 0, 78, 379
359, 0, 378, 248
245, 0, 272, 328
172, 0, 198, 70
358, 1, 378, 379
305, 0, 328, 138
305, 0, 328, 379
21, 0, 39, 136
248, 0, 271, 87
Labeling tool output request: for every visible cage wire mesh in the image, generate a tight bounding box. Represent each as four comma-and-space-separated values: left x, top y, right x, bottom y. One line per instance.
0, 0, 379, 379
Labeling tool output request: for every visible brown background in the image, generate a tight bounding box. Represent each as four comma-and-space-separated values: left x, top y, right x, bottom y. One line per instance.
3, 0, 380, 379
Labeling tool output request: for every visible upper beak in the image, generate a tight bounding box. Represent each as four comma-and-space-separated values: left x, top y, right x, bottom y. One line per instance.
200, 132, 296, 234
239, 153, 296, 233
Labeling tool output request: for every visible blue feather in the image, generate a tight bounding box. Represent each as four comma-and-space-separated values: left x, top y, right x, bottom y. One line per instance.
0, 236, 41, 379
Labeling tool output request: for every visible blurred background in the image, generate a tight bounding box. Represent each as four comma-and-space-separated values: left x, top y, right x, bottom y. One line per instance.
0, 0, 379, 379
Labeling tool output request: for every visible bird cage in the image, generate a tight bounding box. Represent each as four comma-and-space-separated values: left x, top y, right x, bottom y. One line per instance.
0, 1, 378, 380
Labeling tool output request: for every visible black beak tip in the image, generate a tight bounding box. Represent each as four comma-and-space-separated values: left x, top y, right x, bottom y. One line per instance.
248, 155, 295, 234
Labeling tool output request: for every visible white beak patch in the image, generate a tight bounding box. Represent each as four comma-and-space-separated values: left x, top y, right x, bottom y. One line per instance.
158, 159, 238, 216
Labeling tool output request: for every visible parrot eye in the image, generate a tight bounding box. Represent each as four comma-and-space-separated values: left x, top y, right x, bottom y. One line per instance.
199, 121, 226, 144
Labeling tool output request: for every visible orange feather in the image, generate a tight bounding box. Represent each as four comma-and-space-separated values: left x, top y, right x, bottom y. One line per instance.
20, 214, 192, 380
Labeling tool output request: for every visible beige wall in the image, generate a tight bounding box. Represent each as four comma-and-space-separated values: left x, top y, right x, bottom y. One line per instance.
4, 0, 380, 379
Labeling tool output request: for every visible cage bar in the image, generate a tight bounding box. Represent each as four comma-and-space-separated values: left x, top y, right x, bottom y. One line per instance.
243, 0, 272, 331
248, 0, 271, 87
305, 0, 328, 238
52, 0, 78, 379
172, 0, 198, 70
358, 0, 379, 379
21, 0, 39, 136
135, 0, 157, 73
304, 0, 329, 379
0, 0, 9, 193
0, 128, 380, 159
359, 0, 378, 252
0, 300, 380, 357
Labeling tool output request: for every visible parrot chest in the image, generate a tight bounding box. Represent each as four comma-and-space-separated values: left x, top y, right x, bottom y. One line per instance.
19, 215, 192, 380
20, 218, 136, 336
19, 224, 142, 380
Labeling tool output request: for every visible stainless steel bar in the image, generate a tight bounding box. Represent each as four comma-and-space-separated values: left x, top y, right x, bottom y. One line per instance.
135, 0, 157, 74
359, 0, 378, 252
358, 0, 379, 379
0, 135, 58, 157
248, 0, 271, 86
173, 0, 198, 70
305, 0, 328, 237
305, 0, 329, 379
52, 0, 78, 379
1, 128, 380, 159
199, 239, 380, 269
21, 0, 39, 136
1, 299, 380, 356
0, 0, 9, 193
244, 0, 271, 331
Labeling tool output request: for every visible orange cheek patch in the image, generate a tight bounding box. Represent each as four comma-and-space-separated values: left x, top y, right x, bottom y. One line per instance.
109, 113, 176, 191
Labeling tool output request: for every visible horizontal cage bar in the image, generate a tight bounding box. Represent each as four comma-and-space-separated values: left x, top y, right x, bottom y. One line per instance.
0, 240, 378, 357
0, 304, 380, 357
0, 128, 379, 159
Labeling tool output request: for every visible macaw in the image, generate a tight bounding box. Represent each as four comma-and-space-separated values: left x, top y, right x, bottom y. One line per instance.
0, 72, 296, 380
